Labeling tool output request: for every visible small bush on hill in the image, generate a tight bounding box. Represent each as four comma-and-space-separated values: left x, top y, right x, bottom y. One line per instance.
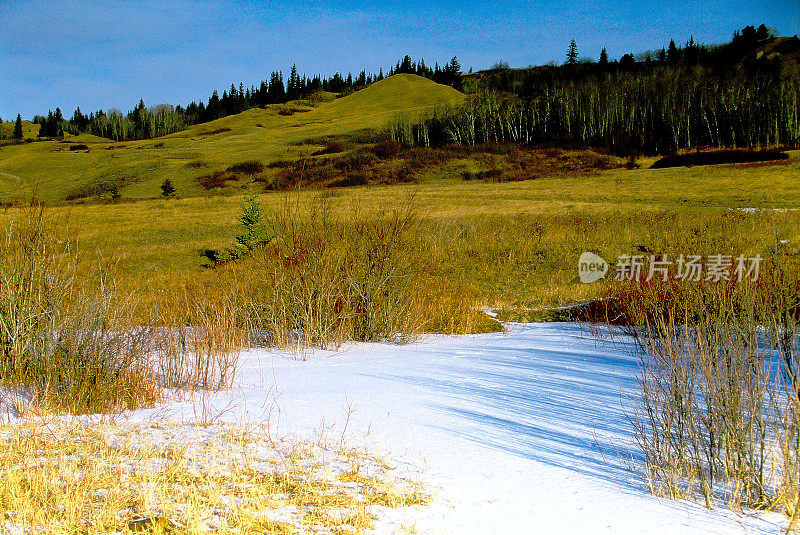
266, 160, 291, 169
334, 151, 377, 171
651, 149, 789, 169
197, 171, 229, 189
161, 178, 176, 197
370, 139, 406, 159
227, 161, 265, 174
328, 174, 369, 188
197, 161, 267, 190
312, 142, 349, 155
277, 107, 310, 116
390, 163, 416, 184
198, 127, 231, 136
66, 177, 125, 201
185, 160, 208, 168
462, 169, 503, 181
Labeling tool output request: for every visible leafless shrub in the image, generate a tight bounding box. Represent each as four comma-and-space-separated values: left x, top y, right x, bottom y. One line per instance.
0, 208, 159, 413
617, 261, 800, 518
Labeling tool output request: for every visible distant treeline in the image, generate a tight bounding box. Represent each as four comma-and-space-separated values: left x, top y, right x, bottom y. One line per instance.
32, 56, 463, 142
392, 25, 800, 154
36, 103, 188, 141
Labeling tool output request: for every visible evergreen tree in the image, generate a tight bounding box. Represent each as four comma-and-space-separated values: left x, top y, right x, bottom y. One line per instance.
327, 72, 344, 92
70, 107, 88, 131
235, 191, 272, 251
619, 53, 636, 70
741, 25, 757, 44
13, 114, 23, 140
684, 36, 700, 65
443, 57, 462, 88
418, 58, 426, 74
667, 39, 680, 64
268, 71, 285, 102
38, 110, 64, 138
287, 64, 301, 98
566, 39, 579, 65
257, 81, 269, 105
130, 99, 150, 138
160, 178, 176, 197
399, 55, 413, 73
38, 112, 51, 137
599, 48, 609, 67
207, 90, 221, 119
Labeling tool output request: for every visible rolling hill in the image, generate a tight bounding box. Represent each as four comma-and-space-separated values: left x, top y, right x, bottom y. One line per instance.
0, 74, 464, 204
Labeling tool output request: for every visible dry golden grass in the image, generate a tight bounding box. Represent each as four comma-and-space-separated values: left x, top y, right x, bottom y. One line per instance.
0, 208, 252, 413
2, 152, 797, 326
609, 254, 800, 520
2, 75, 798, 323
0, 418, 429, 534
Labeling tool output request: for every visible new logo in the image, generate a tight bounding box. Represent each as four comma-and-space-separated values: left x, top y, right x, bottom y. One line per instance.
578, 252, 608, 283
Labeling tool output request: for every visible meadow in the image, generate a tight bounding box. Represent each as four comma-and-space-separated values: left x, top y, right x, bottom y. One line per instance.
24, 147, 800, 311
0, 75, 464, 204
2, 74, 797, 310
2, 73, 799, 398
2, 73, 800, 530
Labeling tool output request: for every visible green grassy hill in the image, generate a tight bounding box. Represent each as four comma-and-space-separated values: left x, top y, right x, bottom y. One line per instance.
0, 74, 464, 204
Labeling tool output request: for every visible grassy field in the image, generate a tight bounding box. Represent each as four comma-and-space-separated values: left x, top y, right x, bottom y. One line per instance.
16, 150, 797, 316
1, 73, 799, 319
4, 73, 800, 521
0, 75, 464, 204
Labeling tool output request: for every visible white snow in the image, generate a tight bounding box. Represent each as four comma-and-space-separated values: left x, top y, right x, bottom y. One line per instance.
122, 322, 787, 534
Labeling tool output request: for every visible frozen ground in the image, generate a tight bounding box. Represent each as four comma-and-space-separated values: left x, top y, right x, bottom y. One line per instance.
127, 323, 787, 533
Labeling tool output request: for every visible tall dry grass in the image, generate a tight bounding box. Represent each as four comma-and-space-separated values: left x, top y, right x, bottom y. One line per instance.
147, 287, 244, 392
211, 196, 494, 350
0, 208, 159, 413
0, 209, 247, 413
0, 198, 500, 412
611, 257, 800, 518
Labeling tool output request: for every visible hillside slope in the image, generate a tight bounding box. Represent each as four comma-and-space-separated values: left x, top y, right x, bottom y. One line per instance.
320, 73, 464, 122
745, 35, 800, 65
0, 75, 464, 204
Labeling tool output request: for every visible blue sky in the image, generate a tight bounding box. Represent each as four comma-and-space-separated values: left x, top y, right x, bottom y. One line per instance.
1, 0, 798, 120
